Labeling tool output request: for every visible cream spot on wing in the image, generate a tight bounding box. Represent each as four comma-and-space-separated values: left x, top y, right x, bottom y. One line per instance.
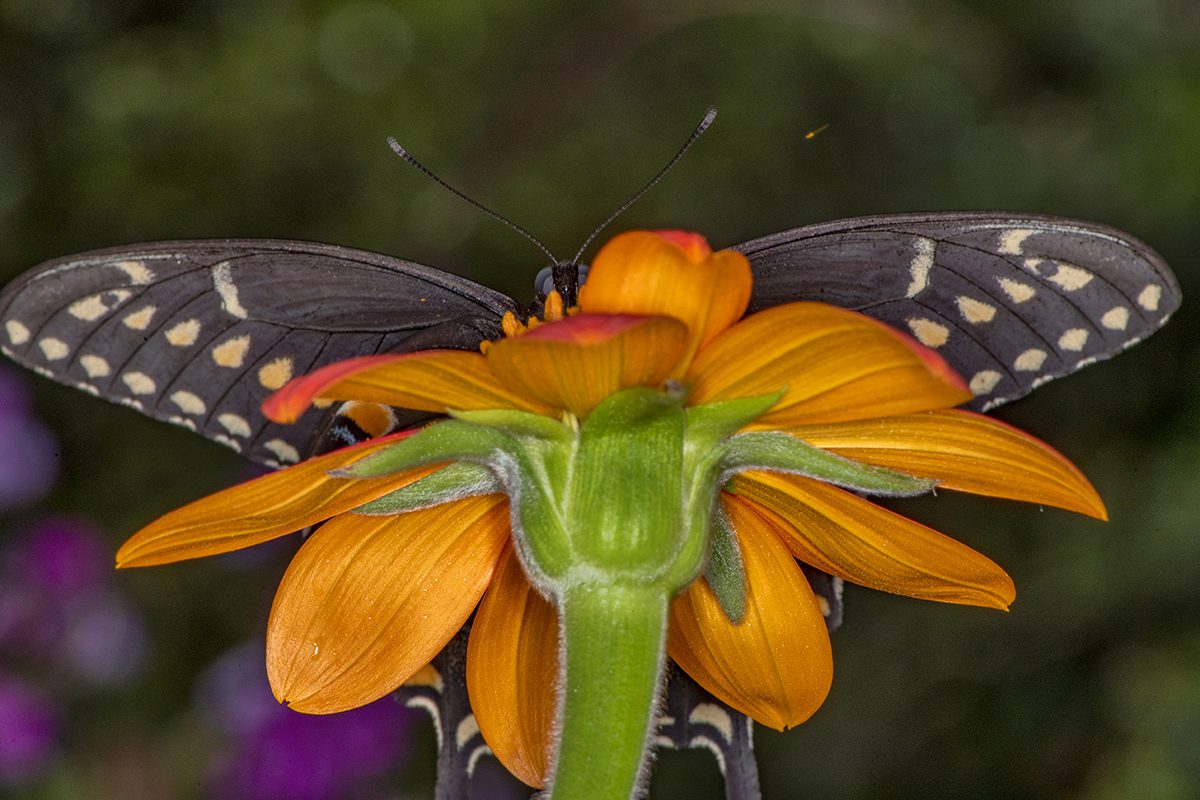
38, 337, 70, 360
114, 260, 154, 285
1047, 262, 1093, 291
906, 317, 949, 348
79, 354, 111, 378
1122, 335, 1143, 350
122, 305, 157, 330
74, 382, 99, 396
165, 319, 201, 347
1031, 375, 1055, 389
1076, 356, 1099, 368
217, 413, 252, 437
1058, 328, 1089, 352
998, 278, 1036, 303
1013, 349, 1048, 371
465, 741, 491, 778
170, 390, 207, 415
998, 228, 1036, 255
455, 714, 481, 751
212, 434, 243, 452
1101, 306, 1130, 330
212, 262, 248, 319
122, 371, 157, 395
116, 397, 144, 411
257, 357, 293, 390
956, 296, 996, 324
5, 320, 30, 345
69, 291, 130, 322
212, 335, 251, 368
969, 370, 1002, 395
166, 415, 197, 431
264, 439, 300, 464
689, 703, 735, 743
905, 236, 936, 298
1023, 257, 1046, 272
1137, 284, 1163, 311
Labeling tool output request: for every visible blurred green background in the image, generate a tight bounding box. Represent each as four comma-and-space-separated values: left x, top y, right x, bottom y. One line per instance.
1, 0, 1197, 798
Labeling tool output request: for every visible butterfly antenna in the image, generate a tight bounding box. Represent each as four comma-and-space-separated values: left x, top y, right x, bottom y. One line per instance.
387, 137, 559, 265
570, 106, 717, 265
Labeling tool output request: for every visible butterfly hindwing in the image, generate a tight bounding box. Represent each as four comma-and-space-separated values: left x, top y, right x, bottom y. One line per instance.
736, 212, 1180, 410
0, 240, 518, 466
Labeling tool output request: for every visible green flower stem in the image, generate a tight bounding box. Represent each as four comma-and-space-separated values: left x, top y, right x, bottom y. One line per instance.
551, 582, 669, 800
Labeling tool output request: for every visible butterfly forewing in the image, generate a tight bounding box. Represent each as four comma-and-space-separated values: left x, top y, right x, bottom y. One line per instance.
736, 213, 1180, 410
0, 240, 518, 466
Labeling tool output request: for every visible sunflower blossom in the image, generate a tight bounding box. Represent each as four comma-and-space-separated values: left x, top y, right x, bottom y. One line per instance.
116, 230, 1104, 798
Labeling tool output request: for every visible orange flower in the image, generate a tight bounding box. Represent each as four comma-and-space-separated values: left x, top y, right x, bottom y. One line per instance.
118, 230, 1104, 789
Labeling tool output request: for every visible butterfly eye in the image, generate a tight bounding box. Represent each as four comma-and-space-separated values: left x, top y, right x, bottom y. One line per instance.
534, 266, 555, 299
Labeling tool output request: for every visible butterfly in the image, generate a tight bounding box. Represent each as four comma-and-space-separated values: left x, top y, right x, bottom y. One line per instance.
0, 208, 1178, 798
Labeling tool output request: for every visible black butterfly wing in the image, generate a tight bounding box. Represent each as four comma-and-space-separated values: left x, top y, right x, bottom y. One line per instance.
0, 240, 519, 466
736, 212, 1180, 410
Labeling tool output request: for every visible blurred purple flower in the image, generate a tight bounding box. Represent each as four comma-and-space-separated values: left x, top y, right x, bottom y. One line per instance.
0, 674, 58, 786
198, 642, 414, 800
0, 366, 58, 509
0, 518, 147, 685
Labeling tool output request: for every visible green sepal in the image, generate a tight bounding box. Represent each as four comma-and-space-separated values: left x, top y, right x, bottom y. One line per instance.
353, 462, 499, 515
450, 407, 573, 442
684, 391, 783, 451
332, 420, 516, 478
721, 431, 934, 496
703, 504, 746, 624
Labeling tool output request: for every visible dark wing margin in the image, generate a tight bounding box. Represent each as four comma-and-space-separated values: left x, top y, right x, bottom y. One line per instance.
0, 239, 518, 466
735, 212, 1180, 411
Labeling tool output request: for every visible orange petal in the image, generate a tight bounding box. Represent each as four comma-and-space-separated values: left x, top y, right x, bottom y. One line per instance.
790, 409, 1106, 519
485, 315, 687, 418
687, 303, 971, 424
578, 231, 751, 374
668, 494, 833, 730
263, 351, 550, 423
116, 433, 436, 567
267, 495, 509, 714
731, 472, 1015, 609
467, 547, 558, 788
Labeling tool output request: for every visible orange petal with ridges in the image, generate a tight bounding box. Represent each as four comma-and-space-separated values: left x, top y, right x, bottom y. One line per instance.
688, 303, 971, 424
790, 409, 1106, 519
668, 494, 833, 730
116, 432, 436, 567
731, 472, 1015, 609
485, 314, 687, 418
467, 548, 558, 788
267, 495, 509, 714
263, 351, 550, 423
578, 231, 751, 374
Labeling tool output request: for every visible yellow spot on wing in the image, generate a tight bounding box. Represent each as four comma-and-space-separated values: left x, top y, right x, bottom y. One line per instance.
1101, 306, 1130, 330
1013, 349, 1047, 371
122, 371, 157, 395
38, 337, 70, 360
257, 357, 294, 390
217, 413, 252, 437
263, 439, 300, 464
1057, 329, 1089, 351
79, 354, 111, 378
905, 237, 935, 298
956, 296, 997, 324
165, 319, 201, 347
114, 260, 155, 285
212, 335, 251, 368
122, 305, 157, 330
170, 390, 207, 415
998, 278, 1036, 303
998, 229, 1035, 255
906, 317, 949, 348
1137, 284, 1162, 311
1047, 263, 1093, 291
969, 370, 1002, 395
5, 320, 30, 345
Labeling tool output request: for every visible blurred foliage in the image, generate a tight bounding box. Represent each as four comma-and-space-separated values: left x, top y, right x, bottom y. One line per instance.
0, 0, 1197, 798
